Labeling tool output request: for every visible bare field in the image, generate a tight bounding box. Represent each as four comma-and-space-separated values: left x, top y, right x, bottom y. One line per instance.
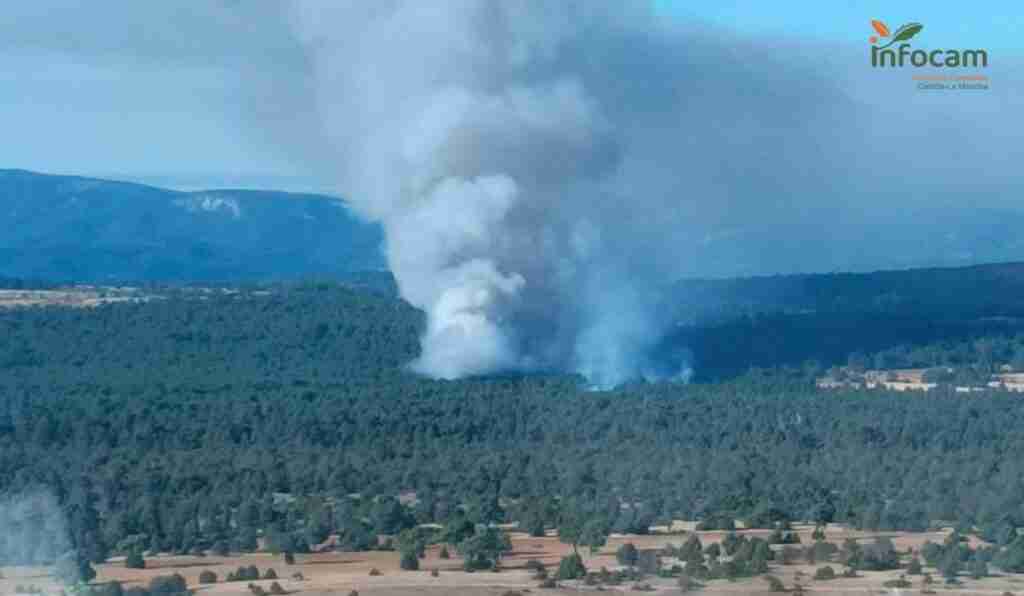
3, 525, 1019, 596
0, 288, 148, 309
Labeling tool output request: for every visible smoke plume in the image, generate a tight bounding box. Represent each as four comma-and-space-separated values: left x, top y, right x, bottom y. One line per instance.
287, 3, 692, 385
0, 489, 72, 569
285, 2, 1020, 386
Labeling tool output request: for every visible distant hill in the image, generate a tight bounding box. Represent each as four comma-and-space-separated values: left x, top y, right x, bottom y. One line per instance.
670, 261, 1024, 324
0, 169, 384, 282
661, 261, 1024, 380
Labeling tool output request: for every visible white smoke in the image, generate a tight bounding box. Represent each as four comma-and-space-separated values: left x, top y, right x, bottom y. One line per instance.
0, 489, 72, 568
283, 1, 1020, 387
285, 3, 682, 386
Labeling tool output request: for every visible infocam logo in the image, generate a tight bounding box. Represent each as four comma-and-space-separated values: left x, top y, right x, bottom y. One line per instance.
869, 20, 988, 68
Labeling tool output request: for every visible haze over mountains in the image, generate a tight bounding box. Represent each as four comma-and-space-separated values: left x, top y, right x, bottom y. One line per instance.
0, 169, 383, 282
4, 168, 1024, 287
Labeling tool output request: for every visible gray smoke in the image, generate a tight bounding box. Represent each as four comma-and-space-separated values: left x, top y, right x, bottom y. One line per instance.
0, 489, 72, 570
287, 3, 699, 385
283, 2, 1021, 386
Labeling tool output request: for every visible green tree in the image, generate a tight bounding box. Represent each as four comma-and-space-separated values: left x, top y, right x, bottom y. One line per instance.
125, 549, 145, 569
399, 548, 419, 571
556, 553, 586, 580
940, 548, 961, 581
969, 556, 988, 579
907, 556, 922, 575
149, 574, 188, 596
458, 526, 511, 571
556, 501, 607, 556
617, 542, 639, 568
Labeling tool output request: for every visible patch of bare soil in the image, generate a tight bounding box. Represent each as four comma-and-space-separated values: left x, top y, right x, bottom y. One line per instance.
3, 525, 1019, 596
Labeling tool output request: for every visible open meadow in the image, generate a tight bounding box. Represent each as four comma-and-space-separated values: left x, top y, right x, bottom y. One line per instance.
3, 524, 1021, 596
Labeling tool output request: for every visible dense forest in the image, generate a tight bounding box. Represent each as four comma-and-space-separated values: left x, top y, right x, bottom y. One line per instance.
666, 261, 1024, 379
4, 281, 1024, 579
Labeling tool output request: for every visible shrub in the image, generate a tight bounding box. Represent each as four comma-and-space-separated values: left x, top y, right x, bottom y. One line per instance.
248, 584, 266, 596
400, 549, 419, 570
635, 549, 661, 575
525, 559, 546, 572
617, 543, 639, 567
908, 556, 923, 575
198, 570, 218, 584
439, 545, 450, 559
228, 566, 261, 582
677, 574, 703, 592
557, 554, 586, 580
102, 581, 125, 596
537, 578, 558, 589
814, 566, 835, 580
149, 574, 188, 596
695, 515, 735, 531
763, 575, 785, 592
883, 577, 912, 588
283, 552, 295, 565
125, 551, 146, 569
291, 573, 304, 581
263, 569, 277, 580
268, 582, 286, 595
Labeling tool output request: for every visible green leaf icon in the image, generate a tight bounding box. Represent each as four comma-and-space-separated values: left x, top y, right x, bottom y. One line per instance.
891, 22, 923, 42
876, 22, 923, 48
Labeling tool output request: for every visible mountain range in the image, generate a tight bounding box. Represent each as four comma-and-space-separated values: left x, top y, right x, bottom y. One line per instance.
4, 168, 1024, 288
0, 169, 383, 282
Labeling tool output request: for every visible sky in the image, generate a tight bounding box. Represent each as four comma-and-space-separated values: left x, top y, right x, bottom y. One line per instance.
0, 2, 1021, 279
660, 1, 1023, 51
1, 1, 1018, 191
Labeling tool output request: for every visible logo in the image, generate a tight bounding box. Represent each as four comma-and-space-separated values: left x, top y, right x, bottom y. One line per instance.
869, 19, 988, 69
869, 20, 923, 48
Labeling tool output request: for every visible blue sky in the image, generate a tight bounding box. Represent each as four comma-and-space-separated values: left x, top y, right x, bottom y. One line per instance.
658, 1, 1023, 52
0, 2, 1018, 191
0, 2, 1020, 277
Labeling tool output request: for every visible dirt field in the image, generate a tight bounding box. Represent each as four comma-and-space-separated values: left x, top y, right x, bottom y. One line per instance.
0, 288, 149, 309
2, 524, 1019, 596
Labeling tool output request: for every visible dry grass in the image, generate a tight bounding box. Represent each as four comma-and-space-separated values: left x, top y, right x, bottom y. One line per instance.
0, 288, 148, 309
2, 525, 1018, 596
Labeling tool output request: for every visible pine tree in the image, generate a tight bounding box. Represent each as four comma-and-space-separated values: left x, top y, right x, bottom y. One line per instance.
125, 549, 146, 569
399, 548, 419, 571
908, 556, 923, 575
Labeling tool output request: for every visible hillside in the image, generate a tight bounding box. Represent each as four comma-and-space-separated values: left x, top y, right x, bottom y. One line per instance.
671, 261, 1024, 323
4, 282, 1024, 577
661, 262, 1024, 380
0, 169, 384, 281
